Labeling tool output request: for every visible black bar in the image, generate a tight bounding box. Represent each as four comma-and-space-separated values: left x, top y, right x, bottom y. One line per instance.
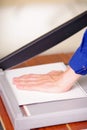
0, 11, 87, 70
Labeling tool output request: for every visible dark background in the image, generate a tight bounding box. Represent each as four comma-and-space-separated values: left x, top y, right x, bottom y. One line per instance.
0, 122, 3, 130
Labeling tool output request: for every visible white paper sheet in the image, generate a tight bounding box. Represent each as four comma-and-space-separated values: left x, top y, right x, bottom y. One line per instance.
5, 62, 87, 105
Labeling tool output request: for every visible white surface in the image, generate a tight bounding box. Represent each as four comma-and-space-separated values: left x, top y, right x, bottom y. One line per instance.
5, 62, 87, 105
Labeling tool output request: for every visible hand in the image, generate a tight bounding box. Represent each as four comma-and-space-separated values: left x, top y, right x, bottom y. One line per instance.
13, 66, 81, 93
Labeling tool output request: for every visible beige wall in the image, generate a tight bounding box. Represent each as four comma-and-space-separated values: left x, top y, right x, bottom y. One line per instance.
0, 0, 76, 6
0, 0, 87, 58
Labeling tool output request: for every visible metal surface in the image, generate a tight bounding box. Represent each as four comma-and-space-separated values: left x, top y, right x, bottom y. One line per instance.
0, 70, 87, 130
